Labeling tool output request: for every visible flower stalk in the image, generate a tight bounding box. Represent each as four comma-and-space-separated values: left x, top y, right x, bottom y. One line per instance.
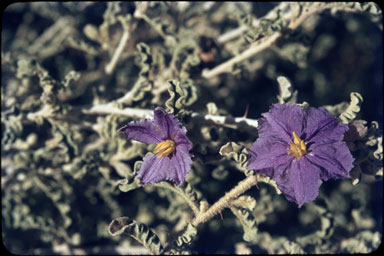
190, 175, 258, 226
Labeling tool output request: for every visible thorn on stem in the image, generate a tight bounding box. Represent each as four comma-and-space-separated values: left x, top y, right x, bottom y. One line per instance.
243, 104, 249, 118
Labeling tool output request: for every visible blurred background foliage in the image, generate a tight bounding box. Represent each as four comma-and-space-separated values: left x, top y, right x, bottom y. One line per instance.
1, 2, 382, 254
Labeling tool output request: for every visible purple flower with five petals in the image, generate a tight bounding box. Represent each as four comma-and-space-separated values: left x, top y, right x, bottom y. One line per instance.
119, 108, 193, 186
247, 103, 354, 207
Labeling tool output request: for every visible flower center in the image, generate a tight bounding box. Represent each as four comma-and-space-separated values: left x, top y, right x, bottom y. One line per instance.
288, 131, 307, 158
154, 140, 175, 158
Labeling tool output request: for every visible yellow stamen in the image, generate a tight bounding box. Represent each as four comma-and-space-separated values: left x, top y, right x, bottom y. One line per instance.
288, 131, 307, 158
292, 131, 301, 145
154, 140, 175, 158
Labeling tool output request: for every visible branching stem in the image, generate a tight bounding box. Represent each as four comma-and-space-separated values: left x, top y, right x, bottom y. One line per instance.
105, 28, 130, 74
190, 175, 258, 226
82, 105, 258, 130
204, 3, 377, 79
202, 32, 281, 79
105, 19, 137, 75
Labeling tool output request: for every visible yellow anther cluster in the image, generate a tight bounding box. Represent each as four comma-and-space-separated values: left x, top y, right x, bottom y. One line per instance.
154, 140, 175, 158
288, 131, 307, 158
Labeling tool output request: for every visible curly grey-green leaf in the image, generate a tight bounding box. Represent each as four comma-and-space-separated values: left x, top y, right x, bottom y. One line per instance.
117, 42, 154, 105
117, 176, 142, 193
276, 76, 298, 104
243, 9, 288, 43
165, 79, 198, 114
339, 92, 363, 124
2, 110, 23, 149
219, 142, 249, 169
174, 223, 197, 247
62, 71, 81, 88
108, 216, 163, 254
136, 42, 153, 77
229, 206, 258, 243
131, 78, 153, 102
52, 123, 79, 158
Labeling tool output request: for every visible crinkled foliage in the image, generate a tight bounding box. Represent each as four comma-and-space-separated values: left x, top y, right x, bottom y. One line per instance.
2, 2, 382, 254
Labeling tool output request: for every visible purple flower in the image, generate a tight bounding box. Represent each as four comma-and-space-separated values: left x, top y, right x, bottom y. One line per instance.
247, 104, 354, 207
118, 108, 193, 186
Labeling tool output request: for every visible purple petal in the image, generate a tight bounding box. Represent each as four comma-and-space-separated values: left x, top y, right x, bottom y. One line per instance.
175, 139, 192, 155
137, 150, 192, 186
172, 121, 193, 161
154, 108, 182, 140
262, 104, 305, 142
275, 158, 322, 207
247, 137, 292, 171
119, 118, 162, 144
137, 155, 172, 185
271, 162, 295, 201
306, 141, 354, 180
291, 158, 322, 207
170, 149, 193, 186
303, 107, 348, 143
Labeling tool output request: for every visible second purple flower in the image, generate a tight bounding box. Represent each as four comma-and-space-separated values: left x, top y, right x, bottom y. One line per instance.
247, 103, 354, 207
119, 108, 193, 186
